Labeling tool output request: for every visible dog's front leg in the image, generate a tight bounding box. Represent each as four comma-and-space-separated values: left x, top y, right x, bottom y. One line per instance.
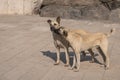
54, 47, 60, 65
88, 49, 95, 63
74, 51, 80, 72
64, 48, 69, 67
70, 54, 76, 70
54, 40, 60, 65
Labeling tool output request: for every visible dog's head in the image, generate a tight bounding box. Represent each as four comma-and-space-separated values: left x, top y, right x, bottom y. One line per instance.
57, 27, 68, 37
47, 16, 61, 31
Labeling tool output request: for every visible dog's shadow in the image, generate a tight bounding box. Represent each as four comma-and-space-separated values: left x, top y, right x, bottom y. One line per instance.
41, 51, 66, 64
41, 50, 103, 66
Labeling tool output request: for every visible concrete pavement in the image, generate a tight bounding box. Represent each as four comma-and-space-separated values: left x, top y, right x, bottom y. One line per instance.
0, 15, 120, 80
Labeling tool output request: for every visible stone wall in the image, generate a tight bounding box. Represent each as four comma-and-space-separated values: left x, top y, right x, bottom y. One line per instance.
40, 0, 120, 21
0, 0, 43, 15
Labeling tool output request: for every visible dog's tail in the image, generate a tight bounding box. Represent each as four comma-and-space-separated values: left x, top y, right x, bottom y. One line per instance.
105, 28, 115, 37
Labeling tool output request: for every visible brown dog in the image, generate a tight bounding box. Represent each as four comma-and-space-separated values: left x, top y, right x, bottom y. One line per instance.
55, 27, 115, 71
47, 17, 95, 66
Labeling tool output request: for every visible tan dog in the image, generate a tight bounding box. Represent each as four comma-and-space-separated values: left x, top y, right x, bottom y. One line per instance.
55, 27, 115, 71
47, 17, 95, 66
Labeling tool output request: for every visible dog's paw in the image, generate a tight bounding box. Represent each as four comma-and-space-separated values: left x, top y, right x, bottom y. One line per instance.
68, 67, 74, 70
105, 66, 109, 70
54, 62, 59, 65
64, 64, 69, 67
100, 64, 104, 67
89, 61, 94, 63
73, 69, 79, 72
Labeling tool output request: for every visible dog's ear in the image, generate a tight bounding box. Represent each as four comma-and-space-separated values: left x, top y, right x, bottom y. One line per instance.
63, 30, 68, 37
47, 19, 51, 24
56, 16, 61, 24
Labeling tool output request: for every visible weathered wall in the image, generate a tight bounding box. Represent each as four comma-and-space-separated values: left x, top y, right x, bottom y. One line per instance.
8, 0, 24, 14
0, 0, 43, 15
0, 0, 8, 14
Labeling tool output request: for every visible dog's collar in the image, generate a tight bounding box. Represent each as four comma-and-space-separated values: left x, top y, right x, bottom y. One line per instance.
58, 26, 64, 30
53, 27, 63, 35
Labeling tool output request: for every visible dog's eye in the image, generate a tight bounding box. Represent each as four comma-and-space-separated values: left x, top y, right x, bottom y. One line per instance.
54, 23, 57, 26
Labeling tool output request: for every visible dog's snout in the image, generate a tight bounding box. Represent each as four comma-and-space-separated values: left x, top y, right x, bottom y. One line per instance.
50, 27, 54, 31
50, 27, 60, 35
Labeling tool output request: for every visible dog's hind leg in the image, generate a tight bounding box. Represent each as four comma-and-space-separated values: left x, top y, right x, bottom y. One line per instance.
97, 43, 109, 70
100, 45, 109, 70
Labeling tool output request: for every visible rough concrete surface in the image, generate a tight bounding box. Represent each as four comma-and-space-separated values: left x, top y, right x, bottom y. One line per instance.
0, 15, 120, 80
